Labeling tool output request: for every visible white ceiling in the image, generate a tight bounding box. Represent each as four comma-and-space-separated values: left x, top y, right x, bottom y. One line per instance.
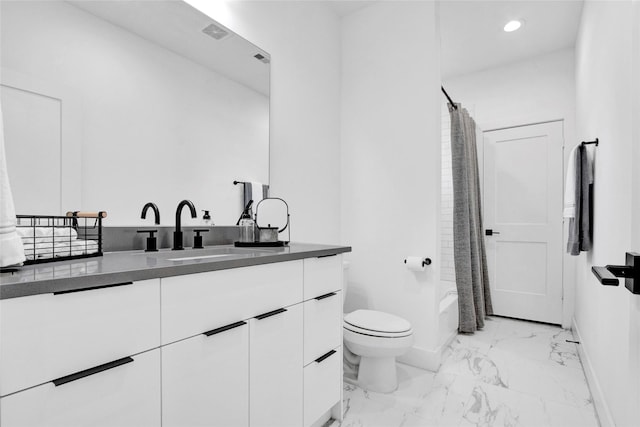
326, 0, 375, 17
68, 0, 270, 95
439, 0, 584, 79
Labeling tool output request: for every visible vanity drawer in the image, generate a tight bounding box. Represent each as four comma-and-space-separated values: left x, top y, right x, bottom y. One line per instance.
161, 260, 303, 345
0, 279, 160, 397
303, 254, 342, 300
303, 291, 342, 366
303, 346, 342, 427
0, 349, 161, 427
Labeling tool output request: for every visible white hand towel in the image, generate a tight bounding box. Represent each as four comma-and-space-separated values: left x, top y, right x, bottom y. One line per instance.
0, 103, 26, 267
563, 145, 579, 218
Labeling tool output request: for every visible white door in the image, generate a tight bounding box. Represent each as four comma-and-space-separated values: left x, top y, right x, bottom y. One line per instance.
483, 121, 564, 324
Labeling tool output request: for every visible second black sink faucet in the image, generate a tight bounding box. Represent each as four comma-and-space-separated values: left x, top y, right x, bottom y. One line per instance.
173, 199, 197, 250
141, 202, 160, 225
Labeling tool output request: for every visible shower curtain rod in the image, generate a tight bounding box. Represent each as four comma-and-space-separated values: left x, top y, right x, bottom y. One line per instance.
441, 86, 458, 110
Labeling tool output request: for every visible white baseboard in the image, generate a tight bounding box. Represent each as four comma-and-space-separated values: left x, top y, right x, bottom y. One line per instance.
572, 317, 615, 427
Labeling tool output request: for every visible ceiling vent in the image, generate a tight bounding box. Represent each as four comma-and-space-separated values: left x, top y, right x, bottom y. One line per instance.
254, 53, 270, 64
202, 23, 230, 40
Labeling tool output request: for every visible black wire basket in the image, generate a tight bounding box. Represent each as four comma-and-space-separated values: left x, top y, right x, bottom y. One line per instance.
16, 212, 104, 265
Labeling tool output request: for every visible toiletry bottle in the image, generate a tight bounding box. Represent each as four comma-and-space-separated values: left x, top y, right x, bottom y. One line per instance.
239, 212, 255, 243
202, 210, 213, 226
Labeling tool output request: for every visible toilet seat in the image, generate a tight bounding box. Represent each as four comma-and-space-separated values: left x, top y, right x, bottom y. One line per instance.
344, 310, 413, 338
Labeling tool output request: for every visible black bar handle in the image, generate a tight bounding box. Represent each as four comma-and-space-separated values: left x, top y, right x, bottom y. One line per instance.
54, 282, 133, 295
315, 292, 337, 301
255, 307, 287, 320
317, 253, 338, 259
203, 321, 247, 337
592, 253, 640, 294
52, 357, 134, 387
315, 349, 337, 364
592, 266, 619, 286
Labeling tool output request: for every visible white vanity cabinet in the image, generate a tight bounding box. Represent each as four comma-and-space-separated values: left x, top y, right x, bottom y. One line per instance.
0, 251, 345, 427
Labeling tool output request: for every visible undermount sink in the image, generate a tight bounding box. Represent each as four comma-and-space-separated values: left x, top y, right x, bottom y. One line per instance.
146, 246, 272, 262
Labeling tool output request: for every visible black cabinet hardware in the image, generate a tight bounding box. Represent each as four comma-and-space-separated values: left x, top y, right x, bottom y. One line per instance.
52, 357, 134, 386
317, 253, 338, 258
485, 229, 500, 236
255, 308, 287, 320
592, 252, 640, 294
54, 282, 133, 295
203, 321, 247, 337
314, 292, 337, 301
315, 349, 336, 364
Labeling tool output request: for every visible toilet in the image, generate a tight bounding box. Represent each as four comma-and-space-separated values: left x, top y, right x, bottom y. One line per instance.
342, 263, 414, 393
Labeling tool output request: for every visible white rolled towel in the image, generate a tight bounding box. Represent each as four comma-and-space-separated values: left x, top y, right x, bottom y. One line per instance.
0, 105, 26, 267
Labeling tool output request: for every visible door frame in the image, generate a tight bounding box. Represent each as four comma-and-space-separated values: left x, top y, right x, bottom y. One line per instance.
481, 119, 573, 328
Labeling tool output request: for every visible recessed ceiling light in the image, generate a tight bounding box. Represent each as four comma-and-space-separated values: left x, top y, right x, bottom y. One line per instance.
503, 20, 523, 32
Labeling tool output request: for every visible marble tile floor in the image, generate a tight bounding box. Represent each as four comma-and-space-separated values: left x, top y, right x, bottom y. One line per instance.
331, 316, 600, 427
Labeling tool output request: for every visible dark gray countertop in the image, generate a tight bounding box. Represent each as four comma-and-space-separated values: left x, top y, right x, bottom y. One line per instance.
0, 243, 351, 300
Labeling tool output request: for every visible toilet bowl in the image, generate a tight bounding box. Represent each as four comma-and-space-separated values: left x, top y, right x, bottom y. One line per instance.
342, 309, 414, 393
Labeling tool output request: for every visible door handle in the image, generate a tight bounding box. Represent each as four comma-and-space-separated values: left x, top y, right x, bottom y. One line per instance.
485, 229, 500, 236
592, 252, 640, 294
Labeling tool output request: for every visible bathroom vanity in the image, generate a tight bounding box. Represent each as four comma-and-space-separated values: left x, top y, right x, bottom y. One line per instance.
0, 243, 350, 427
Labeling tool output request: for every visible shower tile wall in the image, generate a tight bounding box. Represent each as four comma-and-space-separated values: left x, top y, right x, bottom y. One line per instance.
441, 106, 456, 283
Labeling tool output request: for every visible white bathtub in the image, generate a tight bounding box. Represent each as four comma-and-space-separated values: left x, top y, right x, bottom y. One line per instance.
438, 284, 459, 350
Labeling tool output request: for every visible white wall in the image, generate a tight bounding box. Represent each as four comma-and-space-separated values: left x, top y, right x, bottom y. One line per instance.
188, 1, 342, 244
1, 1, 268, 226
443, 48, 577, 327
632, 3, 640, 423
573, 1, 636, 426
444, 48, 576, 132
341, 1, 442, 368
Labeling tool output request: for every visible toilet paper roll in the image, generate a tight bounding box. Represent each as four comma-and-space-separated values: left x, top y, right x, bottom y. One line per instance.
405, 256, 425, 272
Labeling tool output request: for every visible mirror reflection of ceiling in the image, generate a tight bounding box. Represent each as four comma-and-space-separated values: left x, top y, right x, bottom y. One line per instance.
69, 0, 270, 96
439, 0, 584, 79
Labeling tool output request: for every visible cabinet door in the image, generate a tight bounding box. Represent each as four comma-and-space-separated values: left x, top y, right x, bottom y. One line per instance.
162, 320, 249, 427
0, 279, 160, 396
249, 303, 303, 427
0, 349, 161, 427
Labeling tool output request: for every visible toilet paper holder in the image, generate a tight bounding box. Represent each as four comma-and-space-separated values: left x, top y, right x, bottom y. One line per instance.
404, 258, 432, 267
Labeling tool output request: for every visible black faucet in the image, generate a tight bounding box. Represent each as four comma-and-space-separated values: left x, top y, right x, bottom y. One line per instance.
141, 202, 160, 225
173, 200, 197, 250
